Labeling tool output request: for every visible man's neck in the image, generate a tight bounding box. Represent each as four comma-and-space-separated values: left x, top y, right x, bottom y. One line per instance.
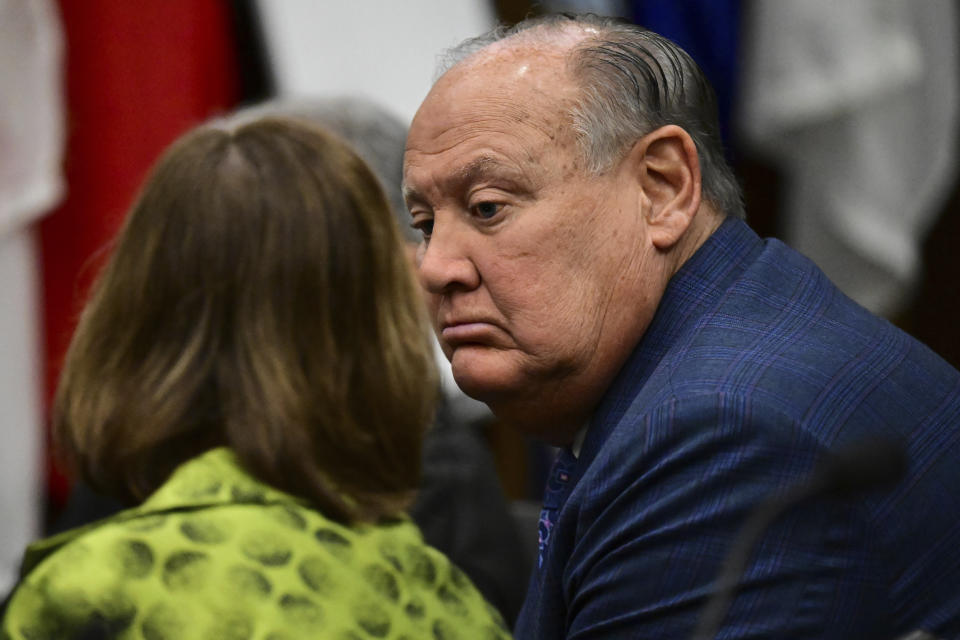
669, 206, 725, 277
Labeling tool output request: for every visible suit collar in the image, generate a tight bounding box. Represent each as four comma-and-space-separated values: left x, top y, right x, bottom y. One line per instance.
579, 217, 763, 466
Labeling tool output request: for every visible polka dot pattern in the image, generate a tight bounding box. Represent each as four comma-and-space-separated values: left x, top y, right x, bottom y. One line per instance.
2, 448, 510, 640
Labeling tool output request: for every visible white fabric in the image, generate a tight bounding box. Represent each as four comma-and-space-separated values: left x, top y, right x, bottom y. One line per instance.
739, 0, 959, 315
0, 230, 44, 595
0, 0, 65, 594
258, 0, 496, 426
0, 0, 65, 237
570, 423, 588, 459
255, 0, 494, 123
434, 339, 493, 428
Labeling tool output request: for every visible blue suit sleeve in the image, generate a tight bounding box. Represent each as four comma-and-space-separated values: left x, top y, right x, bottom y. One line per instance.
562, 395, 883, 639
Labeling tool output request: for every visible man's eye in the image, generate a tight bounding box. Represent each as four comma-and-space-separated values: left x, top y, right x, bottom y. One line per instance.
411, 219, 434, 239
473, 202, 502, 219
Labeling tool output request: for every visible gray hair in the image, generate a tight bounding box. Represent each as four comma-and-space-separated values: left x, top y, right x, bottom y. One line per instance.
224, 97, 418, 241
440, 13, 744, 219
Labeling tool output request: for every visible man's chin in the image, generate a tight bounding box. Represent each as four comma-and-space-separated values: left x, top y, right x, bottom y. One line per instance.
450, 348, 588, 442
449, 348, 525, 403
450, 370, 513, 404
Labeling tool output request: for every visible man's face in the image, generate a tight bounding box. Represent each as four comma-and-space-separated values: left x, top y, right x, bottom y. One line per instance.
403, 46, 671, 441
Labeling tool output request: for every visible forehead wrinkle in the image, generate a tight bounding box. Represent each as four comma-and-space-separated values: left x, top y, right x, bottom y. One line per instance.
414, 73, 572, 148
405, 55, 581, 204
404, 120, 550, 193
429, 110, 560, 149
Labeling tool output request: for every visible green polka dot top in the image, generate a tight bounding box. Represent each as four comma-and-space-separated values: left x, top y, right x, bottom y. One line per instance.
1, 448, 513, 640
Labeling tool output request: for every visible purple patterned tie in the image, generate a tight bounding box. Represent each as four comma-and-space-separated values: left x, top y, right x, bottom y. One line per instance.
537, 447, 578, 569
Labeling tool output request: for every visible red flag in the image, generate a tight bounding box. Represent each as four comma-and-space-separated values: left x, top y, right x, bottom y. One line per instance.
42, 0, 241, 509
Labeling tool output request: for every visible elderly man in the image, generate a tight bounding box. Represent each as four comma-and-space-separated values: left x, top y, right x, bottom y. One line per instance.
403, 13, 960, 640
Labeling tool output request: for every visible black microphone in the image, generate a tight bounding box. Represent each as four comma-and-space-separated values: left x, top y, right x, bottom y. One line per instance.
691, 437, 908, 640
809, 437, 908, 498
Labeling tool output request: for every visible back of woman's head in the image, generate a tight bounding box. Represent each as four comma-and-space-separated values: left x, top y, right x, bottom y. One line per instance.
55, 117, 437, 523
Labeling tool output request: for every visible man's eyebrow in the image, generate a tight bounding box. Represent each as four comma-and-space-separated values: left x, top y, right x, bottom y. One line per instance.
401, 181, 424, 207
403, 155, 530, 206
455, 156, 528, 187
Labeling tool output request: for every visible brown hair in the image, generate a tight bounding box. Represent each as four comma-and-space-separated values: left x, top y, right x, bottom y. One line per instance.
53, 117, 437, 523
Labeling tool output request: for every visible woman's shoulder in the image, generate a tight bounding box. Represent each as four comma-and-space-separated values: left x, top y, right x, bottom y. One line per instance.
332, 517, 513, 639
4, 480, 511, 638
2, 512, 165, 639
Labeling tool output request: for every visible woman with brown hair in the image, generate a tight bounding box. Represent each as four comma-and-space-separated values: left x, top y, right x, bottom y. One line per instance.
1, 118, 511, 640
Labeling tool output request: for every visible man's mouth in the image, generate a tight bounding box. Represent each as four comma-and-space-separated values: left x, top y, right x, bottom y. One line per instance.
441, 321, 500, 346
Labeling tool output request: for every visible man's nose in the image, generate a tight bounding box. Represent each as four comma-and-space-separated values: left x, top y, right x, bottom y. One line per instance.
416, 218, 481, 295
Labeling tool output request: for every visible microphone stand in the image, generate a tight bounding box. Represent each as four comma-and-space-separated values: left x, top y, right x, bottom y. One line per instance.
690, 476, 824, 640
690, 437, 907, 640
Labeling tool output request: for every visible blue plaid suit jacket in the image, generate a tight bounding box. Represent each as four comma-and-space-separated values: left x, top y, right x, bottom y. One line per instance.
515, 218, 960, 639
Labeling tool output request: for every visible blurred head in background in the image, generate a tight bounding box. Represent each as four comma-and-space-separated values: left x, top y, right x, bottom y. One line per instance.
229, 96, 415, 241
235, 95, 494, 427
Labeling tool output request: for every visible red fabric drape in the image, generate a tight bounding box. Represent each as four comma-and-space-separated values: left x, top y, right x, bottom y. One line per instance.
42, 1, 241, 508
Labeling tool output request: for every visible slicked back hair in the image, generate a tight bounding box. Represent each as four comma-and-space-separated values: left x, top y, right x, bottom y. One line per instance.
440, 13, 744, 219
54, 117, 438, 523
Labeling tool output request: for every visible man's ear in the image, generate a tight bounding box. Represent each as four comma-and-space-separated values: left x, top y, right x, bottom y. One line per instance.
626, 124, 702, 250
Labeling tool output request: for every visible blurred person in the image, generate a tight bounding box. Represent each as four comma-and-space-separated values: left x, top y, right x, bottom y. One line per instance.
237, 96, 506, 427
403, 12, 960, 639
2, 117, 511, 639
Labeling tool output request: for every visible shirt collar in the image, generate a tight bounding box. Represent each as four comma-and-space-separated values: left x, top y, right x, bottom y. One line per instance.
570, 423, 589, 458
